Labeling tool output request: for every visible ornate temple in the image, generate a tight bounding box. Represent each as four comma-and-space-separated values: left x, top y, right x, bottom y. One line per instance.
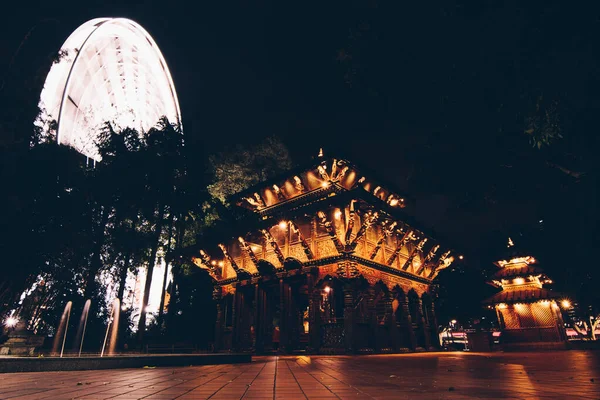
483, 239, 567, 349
185, 154, 456, 354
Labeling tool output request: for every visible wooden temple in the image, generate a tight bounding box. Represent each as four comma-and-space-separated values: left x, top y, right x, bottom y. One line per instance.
483, 239, 567, 349
185, 154, 456, 354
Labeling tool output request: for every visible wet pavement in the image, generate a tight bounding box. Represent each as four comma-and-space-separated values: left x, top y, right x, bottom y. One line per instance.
0, 351, 599, 399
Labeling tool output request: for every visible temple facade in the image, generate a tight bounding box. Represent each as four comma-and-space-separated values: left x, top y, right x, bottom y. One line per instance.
185, 155, 456, 354
483, 243, 567, 349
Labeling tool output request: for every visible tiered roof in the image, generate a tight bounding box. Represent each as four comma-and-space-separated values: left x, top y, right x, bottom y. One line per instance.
483, 240, 559, 304
180, 153, 457, 287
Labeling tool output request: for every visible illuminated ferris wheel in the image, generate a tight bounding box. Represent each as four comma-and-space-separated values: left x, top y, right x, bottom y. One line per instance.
37, 18, 182, 161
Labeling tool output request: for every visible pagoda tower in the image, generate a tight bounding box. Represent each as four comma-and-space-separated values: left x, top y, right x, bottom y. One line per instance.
483, 238, 567, 349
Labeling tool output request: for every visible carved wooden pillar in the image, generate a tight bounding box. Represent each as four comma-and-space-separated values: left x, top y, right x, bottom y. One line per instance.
214, 300, 224, 352
415, 296, 431, 349
383, 293, 394, 352
261, 287, 269, 351
343, 285, 354, 353
400, 295, 417, 350
254, 284, 263, 353
286, 283, 295, 352
308, 274, 321, 352
427, 299, 440, 348
279, 279, 286, 353
231, 288, 240, 351
367, 287, 377, 352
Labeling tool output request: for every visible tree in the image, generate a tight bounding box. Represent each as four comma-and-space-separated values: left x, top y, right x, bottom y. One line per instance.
207, 136, 292, 205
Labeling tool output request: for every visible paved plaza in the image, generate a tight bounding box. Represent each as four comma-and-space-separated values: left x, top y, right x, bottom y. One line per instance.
0, 351, 599, 399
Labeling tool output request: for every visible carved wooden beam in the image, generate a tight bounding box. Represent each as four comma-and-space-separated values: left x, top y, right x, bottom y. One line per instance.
317, 211, 345, 252
330, 159, 338, 180
344, 200, 356, 245
237, 237, 260, 267
317, 165, 330, 181
401, 237, 428, 271
428, 250, 453, 279
369, 221, 397, 260
293, 175, 305, 192
289, 220, 314, 259
272, 184, 286, 200
218, 243, 251, 279
415, 244, 439, 276
193, 249, 220, 279
244, 192, 266, 209
338, 166, 349, 181
386, 229, 414, 266
261, 228, 286, 266
350, 211, 378, 247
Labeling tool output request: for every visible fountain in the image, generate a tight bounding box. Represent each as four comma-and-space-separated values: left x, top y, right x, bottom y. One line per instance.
72, 299, 91, 357
101, 299, 120, 357
51, 301, 72, 357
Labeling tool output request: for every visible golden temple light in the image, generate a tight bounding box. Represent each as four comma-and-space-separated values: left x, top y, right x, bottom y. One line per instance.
334, 210, 342, 219
389, 199, 399, 206
458, 255, 464, 260
321, 181, 330, 188
514, 277, 525, 285
4, 317, 18, 328
498, 303, 507, 309
324, 286, 331, 293
211, 260, 217, 266
279, 220, 288, 229
561, 299, 571, 309
218, 261, 224, 267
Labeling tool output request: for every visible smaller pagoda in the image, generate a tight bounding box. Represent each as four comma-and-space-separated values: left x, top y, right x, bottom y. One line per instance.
483, 238, 567, 349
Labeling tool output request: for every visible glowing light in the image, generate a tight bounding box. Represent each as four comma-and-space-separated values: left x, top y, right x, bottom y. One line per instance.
561, 300, 571, 309
321, 181, 330, 188
324, 286, 331, 293
514, 277, 525, 285
497, 303, 507, 309
218, 261, 225, 267
334, 210, 342, 220
211, 260, 217, 266
36, 18, 182, 161
389, 199, 399, 206
451, 319, 457, 324
458, 255, 464, 260
4, 317, 18, 328
279, 221, 288, 229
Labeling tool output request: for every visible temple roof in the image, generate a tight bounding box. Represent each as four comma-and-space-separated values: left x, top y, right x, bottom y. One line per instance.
231, 154, 410, 212
176, 152, 460, 287
482, 287, 561, 304
490, 264, 547, 280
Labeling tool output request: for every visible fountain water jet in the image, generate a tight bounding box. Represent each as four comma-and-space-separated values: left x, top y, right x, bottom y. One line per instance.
73, 299, 91, 357
101, 299, 120, 356
51, 301, 72, 357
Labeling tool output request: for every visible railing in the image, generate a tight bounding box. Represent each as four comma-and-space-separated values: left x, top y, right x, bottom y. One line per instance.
320, 320, 345, 350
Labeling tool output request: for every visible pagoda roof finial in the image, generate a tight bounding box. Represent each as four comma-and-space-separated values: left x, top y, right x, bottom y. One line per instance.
318, 147, 324, 157
507, 237, 514, 248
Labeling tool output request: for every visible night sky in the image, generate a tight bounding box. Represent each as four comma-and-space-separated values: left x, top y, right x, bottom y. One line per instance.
2, 1, 599, 319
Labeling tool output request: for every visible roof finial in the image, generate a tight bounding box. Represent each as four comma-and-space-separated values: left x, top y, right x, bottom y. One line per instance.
507, 237, 514, 248
318, 148, 324, 157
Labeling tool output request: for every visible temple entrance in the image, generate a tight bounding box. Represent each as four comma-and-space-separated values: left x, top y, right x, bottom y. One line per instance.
250, 276, 309, 354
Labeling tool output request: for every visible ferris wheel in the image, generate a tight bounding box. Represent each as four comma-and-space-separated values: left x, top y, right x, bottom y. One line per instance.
37, 18, 182, 161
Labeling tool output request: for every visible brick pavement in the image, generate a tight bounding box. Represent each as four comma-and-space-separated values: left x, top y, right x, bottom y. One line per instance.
0, 351, 599, 399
